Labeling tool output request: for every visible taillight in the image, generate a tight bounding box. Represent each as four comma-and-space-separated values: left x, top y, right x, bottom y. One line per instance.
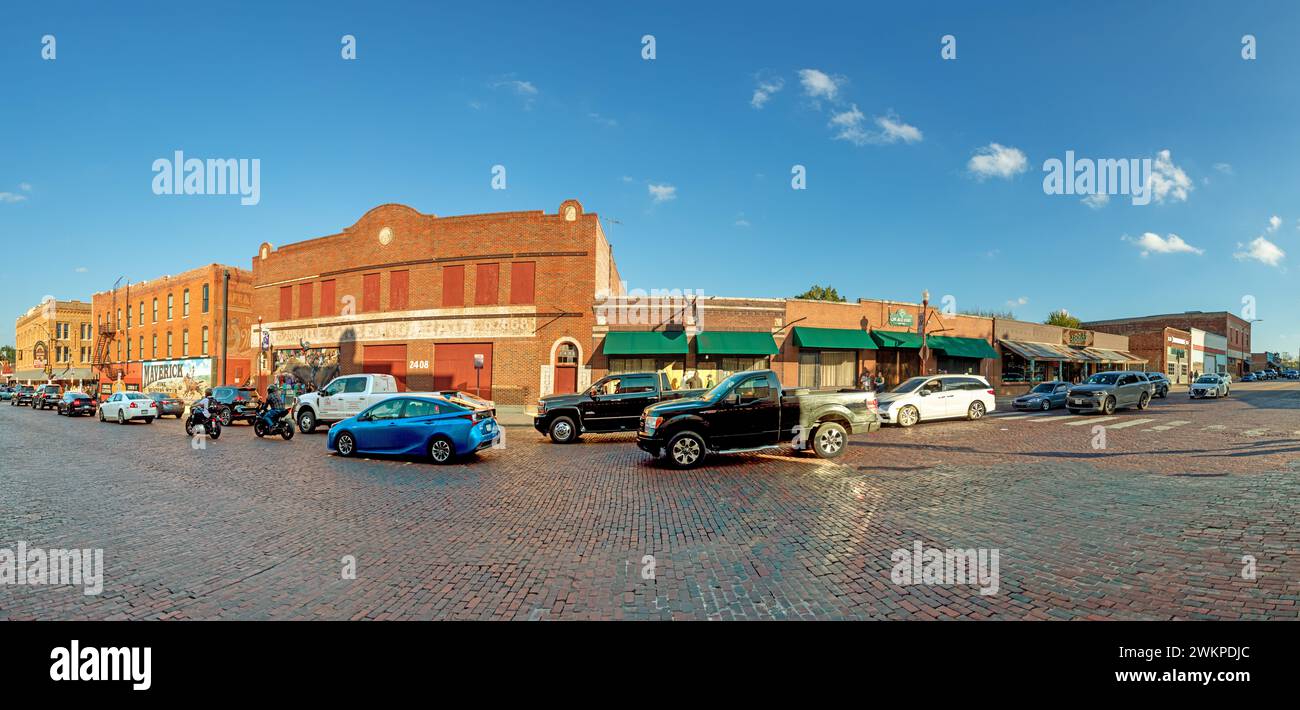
130, 402, 138, 409
987, 389, 996, 395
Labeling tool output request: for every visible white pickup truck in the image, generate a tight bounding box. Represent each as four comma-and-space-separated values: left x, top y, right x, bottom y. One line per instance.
295, 373, 401, 433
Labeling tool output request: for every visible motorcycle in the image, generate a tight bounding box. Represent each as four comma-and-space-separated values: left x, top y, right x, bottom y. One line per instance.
184, 409, 222, 439
253, 405, 295, 440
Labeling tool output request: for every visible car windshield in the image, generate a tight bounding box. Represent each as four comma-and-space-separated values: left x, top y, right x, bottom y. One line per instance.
1086, 373, 1120, 385
67, 392, 87, 398
1030, 383, 1057, 393
889, 377, 933, 394
703, 372, 749, 401
1196, 376, 1219, 384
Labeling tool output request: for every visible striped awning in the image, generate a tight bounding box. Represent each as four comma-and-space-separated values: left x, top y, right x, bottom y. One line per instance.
999, 340, 1087, 362
1086, 348, 1147, 365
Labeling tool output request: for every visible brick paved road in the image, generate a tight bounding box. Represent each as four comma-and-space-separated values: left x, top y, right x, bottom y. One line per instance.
1, 381, 1297, 620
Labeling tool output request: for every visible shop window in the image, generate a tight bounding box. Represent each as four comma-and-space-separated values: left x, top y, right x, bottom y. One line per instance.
510, 262, 535, 305
475, 263, 499, 305
363, 273, 381, 312
390, 270, 409, 310
442, 266, 465, 307
607, 357, 685, 389
798, 350, 855, 388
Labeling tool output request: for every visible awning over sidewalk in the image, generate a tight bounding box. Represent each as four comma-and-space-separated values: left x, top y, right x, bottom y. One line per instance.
871, 330, 923, 349
695, 330, 780, 355
1085, 348, 1147, 365
602, 330, 689, 355
1000, 340, 1090, 362
792, 326, 878, 350
928, 336, 1000, 359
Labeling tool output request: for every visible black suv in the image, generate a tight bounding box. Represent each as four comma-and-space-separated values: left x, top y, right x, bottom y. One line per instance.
10, 385, 36, 406
534, 372, 704, 443
31, 384, 63, 410
210, 386, 261, 426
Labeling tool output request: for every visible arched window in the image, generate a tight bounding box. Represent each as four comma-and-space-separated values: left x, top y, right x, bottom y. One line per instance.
557, 342, 579, 365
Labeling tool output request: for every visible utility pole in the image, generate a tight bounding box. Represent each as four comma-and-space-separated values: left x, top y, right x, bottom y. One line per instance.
919, 290, 930, 376
221, 269, 230, 384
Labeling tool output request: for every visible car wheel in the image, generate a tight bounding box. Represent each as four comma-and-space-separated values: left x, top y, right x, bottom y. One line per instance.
666, 431, 706, 468
297, 409, 316, 434
428, 437, 454, 464
811, 422, 847, 459
1137, 392, 1150, 410
1159, 387, 1167, 399
1040, 400, 1051, 411
967, 401, 986, 420
897, 405, 919, 427
219, 408, 233, 427
1102, 397, 1116, 415
336, 431, 357, 457
117, 409, 126, 424
144, 416, 154, 424
548, 415, 578, 444
98, 408, 106, 422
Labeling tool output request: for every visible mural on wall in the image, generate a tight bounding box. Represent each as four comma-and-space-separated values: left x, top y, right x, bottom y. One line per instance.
142, 358, 213, 400
273, 347, 340, 391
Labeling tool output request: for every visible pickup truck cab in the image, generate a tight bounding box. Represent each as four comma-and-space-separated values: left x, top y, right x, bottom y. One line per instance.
534, 371, 704, 443
295, 373, 400, 433
636, 369, 880, 468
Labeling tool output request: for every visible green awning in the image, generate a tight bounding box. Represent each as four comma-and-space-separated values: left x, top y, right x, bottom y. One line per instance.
871, 330, 924, 349
602, 330, 689, 355
791, 326, 878, 350
696, 331, 779, 355
929, 336, 1000, 359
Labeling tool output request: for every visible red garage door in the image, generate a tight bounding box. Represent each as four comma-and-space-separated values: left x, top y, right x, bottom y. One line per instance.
363, 344, 408, 391
433, 343, 492, 400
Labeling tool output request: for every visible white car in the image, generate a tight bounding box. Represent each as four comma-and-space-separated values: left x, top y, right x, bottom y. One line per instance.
98, 391, 158, 424
876, 374, 996, 427
1189, 374, 1229, 399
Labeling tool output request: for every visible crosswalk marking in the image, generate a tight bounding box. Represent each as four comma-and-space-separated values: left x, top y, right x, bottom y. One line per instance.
1105, 418, 1154, 430
994, 414, 1031, 420
1031, 414, 1078, 422
1144, 420, 1191, 432
1065, 416, 1116, 426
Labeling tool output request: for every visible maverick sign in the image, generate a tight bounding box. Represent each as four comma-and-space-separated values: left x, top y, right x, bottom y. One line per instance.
142, 358, 213, 400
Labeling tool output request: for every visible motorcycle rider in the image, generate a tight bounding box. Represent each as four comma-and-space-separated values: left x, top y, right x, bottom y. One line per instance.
192, 388, 215, 431
258, 385, 287, 429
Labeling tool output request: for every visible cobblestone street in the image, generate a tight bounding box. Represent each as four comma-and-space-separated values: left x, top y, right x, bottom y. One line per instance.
2, 381, 1297, 620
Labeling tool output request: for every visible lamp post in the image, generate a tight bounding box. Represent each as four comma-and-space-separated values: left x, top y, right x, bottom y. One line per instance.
918, 290, 930, 376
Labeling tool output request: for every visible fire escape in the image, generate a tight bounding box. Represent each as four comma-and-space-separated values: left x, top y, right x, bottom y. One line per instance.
91, 280, 126, 380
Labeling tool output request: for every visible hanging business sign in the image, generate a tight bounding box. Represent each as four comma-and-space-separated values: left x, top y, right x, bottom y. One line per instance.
32, 341, 48, 371
1062, 328, 1093, 347
887, 309, 914, 328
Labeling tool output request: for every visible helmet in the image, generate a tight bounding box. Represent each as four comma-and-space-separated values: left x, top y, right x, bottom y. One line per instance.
204, 388, 213, 397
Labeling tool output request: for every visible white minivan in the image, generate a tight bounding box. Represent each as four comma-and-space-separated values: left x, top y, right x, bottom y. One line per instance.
876, 374, 996, 427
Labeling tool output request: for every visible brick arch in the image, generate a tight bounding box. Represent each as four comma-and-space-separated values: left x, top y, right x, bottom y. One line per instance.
549, 337, 583, 395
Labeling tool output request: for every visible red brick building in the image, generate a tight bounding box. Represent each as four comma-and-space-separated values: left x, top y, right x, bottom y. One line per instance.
90, 264, 256, 398
1082, 311, 1252, 377
249, 200, 619, 405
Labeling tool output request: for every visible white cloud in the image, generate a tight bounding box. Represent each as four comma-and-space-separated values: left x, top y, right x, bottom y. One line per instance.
798, 68, 841, 102
620, 175, 634, 183
829, 106, 921, 146
0, 192, 27, 203
1150, 149, 1192, 203
1235, 236, 1286, 266
491, 78, 539, 109
967, 143, 1028, 180
648, 183, 677, 203
74, 266, 88, 273
588, 112, 617, 127
829, 104, 868, 144
1267, 215, 1281, 232
1124, 232, 1204, 257
19, 182, 31, 191
750, 76, 784, 109
734, 214, 751, 227
1006, 296, 1029, 308
1213, 163, 1234, 175
1081, 193, 1110, 210
875, 114, 923, 144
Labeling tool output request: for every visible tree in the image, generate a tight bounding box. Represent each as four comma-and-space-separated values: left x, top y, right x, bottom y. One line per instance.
0, 345, 14, 366
1044, 309, 1082, 329
793, 284, 846, 302
960, 308, 1017, 320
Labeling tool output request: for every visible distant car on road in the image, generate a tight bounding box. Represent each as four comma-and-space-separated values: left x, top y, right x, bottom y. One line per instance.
1066, 371, 1154, 415
1143, 372, 1171, 398
10, 385, 35, 406
210, 386, 261, 426
1011, 381, 1070, 411
0, 387, 13, 401
98, 391, 157, 424
1241, 372, 1258, 382
31, 384, 62, 410
57, 391, 96, 416
877, 374, 996, 426
328, 394, 499, 464
1284, 369, 1299, 379
1189, 374, 1230, 399
146, 392, 186, 418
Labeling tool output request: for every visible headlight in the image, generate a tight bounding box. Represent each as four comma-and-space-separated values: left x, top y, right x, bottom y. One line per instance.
643, 416, 663, 433
536, 401, 546, 413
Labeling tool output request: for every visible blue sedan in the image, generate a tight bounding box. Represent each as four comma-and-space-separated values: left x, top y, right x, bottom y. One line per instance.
327, 395, 499, 463
1011, 380, 1071, 411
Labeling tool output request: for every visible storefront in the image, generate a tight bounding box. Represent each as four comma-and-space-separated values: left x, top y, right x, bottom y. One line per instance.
789, 326, 875, 388
927, 336, 1000, 376
601, 330, 690, 389
693, 330, 779, 390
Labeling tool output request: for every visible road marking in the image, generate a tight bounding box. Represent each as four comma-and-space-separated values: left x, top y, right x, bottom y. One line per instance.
1242, 428, 1269, 437
1105, 418, 1154, 430
995, 414, 1031, 420
1203, 424, 1226, 430
1144, 420, 1191, 432
1064, 416, 1115, 426
1028, 414, 1078, 422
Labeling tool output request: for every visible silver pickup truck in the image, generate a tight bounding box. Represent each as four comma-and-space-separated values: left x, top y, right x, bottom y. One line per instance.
1066, 371, 1155, 415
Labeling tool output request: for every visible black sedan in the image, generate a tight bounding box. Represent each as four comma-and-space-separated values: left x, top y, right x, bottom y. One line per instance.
147, 392, 186, 418
57, 391, 97, 416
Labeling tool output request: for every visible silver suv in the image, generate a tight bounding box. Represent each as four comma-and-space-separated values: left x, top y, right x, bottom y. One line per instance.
1066, 371, 1155, 415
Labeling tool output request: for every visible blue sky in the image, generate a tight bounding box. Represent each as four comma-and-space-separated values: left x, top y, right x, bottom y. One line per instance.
2, 1, 1298, 353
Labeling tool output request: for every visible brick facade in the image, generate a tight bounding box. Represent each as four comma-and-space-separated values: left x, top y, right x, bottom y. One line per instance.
12, 299, 94, 386
1082, 312, 1252, 376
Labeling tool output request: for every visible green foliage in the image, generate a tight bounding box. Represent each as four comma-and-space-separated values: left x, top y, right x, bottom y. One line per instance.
793, 284, 846, 302
1044, 309, 1082, 329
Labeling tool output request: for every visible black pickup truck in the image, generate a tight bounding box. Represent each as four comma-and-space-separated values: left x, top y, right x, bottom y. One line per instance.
636, 369, 881, 468
534, 371, 705, 443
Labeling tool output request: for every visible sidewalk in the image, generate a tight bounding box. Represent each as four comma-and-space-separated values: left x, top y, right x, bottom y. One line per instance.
494, 404, 536, 427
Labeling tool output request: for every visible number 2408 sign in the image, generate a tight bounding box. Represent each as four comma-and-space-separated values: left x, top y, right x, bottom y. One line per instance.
409, 360, 429, 369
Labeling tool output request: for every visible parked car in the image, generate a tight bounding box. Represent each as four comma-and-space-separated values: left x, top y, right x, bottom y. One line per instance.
56, 391, 96, 416
1144, 372, 1171, 398
146, 392, 186, 418
1284, 369, 1299, 379
9, 385, 35, 406
98, 391, 158, 424
296, 374, 400, 433
1241, 372, 1258, 382
534, 371, 706, 444
636, 369, 881, 468
1066, 371, 1154, 415
876, 374, 996, 427
328, 394, 499, 463
0, 387, 13, 401
1011, 381, 1071, 411
1189, 374, 1230, 399
31, 384, 63, 410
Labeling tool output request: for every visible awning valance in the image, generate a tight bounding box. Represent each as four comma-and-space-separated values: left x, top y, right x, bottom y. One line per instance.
792, 326, 878, 350
871, 330, 923, 349
929, 336, 1000, 359
696, 331, 779, 355
602, 330, 689, 356
1000, 340, 1082, 362
1086, 348, 1147, 365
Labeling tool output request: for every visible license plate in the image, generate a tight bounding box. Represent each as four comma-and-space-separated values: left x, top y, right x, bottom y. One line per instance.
1071, 398, 1086, 405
